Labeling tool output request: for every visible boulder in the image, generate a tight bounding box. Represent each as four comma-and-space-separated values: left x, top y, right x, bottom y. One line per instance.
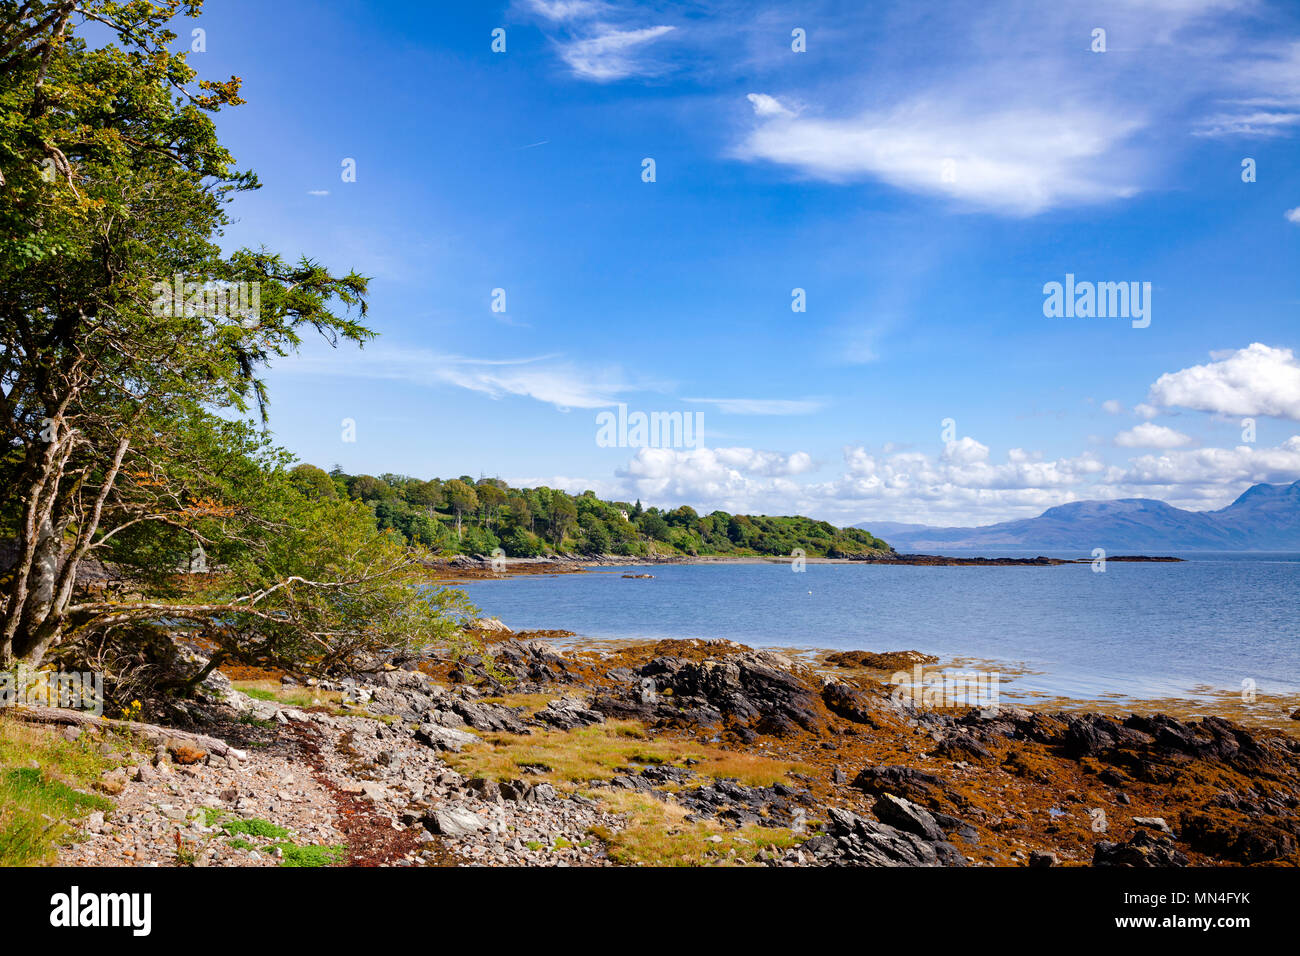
534, 697, 604, 731
414, 722, 480, 752
425, 807, 485, 838
872, 793, 948, 842
1092, 829, 1188, 867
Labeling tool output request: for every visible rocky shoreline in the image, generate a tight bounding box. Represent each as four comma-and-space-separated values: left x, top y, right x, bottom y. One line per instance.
43, 624, 1300, 868
427, 551, 1183, 580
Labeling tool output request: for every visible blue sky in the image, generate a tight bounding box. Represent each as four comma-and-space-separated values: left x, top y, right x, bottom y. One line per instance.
191, 0, 1300, 525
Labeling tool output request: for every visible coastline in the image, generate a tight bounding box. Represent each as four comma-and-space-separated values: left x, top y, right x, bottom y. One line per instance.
30, 622, 1300, 869
425, 551, 1184, 581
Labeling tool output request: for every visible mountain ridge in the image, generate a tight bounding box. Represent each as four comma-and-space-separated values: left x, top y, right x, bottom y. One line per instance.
856, 480, 1300, 551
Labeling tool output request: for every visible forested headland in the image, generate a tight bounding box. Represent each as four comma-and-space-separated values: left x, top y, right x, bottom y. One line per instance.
292, 466, 891, 560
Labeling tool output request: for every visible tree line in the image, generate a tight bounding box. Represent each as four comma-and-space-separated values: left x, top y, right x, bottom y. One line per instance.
293, 466, 892, 559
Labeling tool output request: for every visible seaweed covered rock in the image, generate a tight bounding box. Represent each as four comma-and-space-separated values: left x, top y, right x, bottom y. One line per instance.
592, 650, 826, 738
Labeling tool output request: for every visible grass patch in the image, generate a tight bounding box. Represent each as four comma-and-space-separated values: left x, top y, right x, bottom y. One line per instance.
444, 720, 807, 789
230, 680, 343, 711
590, 790, 805, 867
0, 717, 119, 866
269, 842, 346, 867
477, 692, 558, 715
220, 817, 289, 840
226, 838, 255, 851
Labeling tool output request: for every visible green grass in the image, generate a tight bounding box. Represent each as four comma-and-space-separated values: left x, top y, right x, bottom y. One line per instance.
0, 718, 120, 866
226, 838, 255, 851
269, 842, 346, 867
220, 817, 289, 840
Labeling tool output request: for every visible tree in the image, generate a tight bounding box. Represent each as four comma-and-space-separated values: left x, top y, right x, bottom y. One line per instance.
639, 512, 670, 541
475, 481, 507, 531
289, 464, 339, 500
405, 478, 444, 513
346, 474, 394, 501
549, 495, 577, 546
0, 3, 473, 673
443, 480, 477, 540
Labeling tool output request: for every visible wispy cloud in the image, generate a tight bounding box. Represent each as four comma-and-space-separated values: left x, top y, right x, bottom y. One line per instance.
737, 94, 1143, 216
560, 25, 676, 80
279, 345, 651, 410
684, 396, 826, 415
520, 0, 676, 81
728, 2, 1300, 215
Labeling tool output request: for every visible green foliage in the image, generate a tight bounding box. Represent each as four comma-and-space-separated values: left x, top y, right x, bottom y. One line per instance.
270, 842, 346, 867
313, 469, 892, 560
221, 817, 289, 840
0, 719, 116, 866
0, 2, 484, 680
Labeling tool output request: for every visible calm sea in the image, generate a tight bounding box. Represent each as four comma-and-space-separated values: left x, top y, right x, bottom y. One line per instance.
457, 552, 1300, 710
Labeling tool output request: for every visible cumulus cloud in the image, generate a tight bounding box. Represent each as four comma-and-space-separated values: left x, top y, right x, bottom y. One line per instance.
1286, 206, 1300, 224
529, 428, 1300, 526
1147, 344, 1300, 420
1114, 423, 1195, 448
615, 446, 807, 508
1102, 399, 1126, 414
1123, 437, 1300, 487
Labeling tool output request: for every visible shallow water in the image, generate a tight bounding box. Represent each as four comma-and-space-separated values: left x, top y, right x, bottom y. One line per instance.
458, 552, 1300, 708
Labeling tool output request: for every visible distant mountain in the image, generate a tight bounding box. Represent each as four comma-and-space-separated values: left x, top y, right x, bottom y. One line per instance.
856, 480, 1300, 551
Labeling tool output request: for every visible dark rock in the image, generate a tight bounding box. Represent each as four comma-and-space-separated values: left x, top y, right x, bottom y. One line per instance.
872, 793, 947, 842
852, 765, 945, 803
825, 650, 938, 670
534, 696, 604, 731
1092, 829, 1188, 867
818, 808, 966, 867
821, 682, 878, 725
593, 651, 824, 737
934, 733, 993, 762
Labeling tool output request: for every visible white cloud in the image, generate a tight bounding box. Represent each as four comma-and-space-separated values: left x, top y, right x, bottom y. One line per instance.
523, 0, 605, 21
684, 396, 825, 415
1114, 423, 1195, 449
1286, 206, 1300, 224
1123, 437, 1300, 486
1147, 343, 1300, 421
736, 98, 1143, 216
1134, 403, 1160, 420
278, 344, 649, 410
1192, 111, 1300, 138
941, 437, 990, 464
1102, 399, 1125, 415
746, 93, 793, 118
557, 25, 676, 81
615, 446, 809, 508
306, 189, 330, 196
